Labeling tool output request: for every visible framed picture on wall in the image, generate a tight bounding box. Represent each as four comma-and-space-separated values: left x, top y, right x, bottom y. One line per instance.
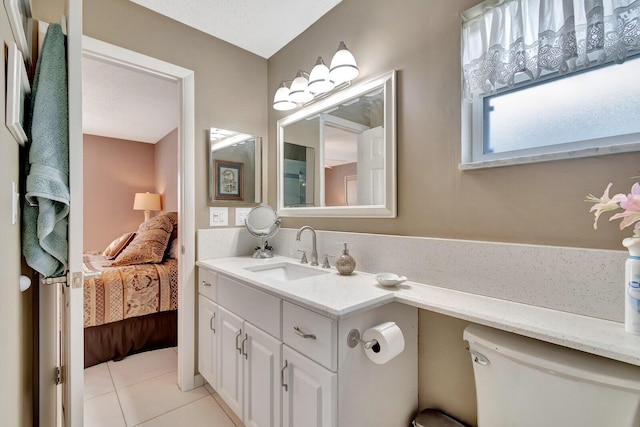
6, 42, 31, 146
214, 160, 244, 201
4, 0, 33, 65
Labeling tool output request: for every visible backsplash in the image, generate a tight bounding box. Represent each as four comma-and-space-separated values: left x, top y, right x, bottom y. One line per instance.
197, 227, 626, 323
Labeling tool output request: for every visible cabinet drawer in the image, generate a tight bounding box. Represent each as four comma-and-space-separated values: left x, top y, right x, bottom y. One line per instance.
283, 301, 337, 371
199, 267, 218, 301
218, 275, 281, 339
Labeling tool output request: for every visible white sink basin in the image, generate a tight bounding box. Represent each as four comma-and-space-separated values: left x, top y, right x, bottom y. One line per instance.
244, 262, 329, 282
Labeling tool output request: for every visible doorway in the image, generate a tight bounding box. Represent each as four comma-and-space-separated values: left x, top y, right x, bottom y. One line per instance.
80, 36, 196, 410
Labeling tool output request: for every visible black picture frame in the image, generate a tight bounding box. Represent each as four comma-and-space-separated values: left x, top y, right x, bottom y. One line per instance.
214, 160, 243, 201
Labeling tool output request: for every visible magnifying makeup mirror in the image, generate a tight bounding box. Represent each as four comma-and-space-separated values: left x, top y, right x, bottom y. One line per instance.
245, 205, 280, 258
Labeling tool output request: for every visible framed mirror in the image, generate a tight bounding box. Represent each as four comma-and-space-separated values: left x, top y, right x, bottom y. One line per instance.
277, 70, 396, 217
209, 128, 262, 204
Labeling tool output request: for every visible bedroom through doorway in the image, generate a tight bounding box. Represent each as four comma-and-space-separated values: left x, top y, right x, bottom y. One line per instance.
79, 37, 197, 422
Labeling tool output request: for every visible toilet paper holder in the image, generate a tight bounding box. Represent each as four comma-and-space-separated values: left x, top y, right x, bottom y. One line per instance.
347, 329, 379, 350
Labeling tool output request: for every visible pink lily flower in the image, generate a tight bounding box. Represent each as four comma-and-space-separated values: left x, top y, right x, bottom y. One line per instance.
610, 183, 640, 234
586, 183, 626, 230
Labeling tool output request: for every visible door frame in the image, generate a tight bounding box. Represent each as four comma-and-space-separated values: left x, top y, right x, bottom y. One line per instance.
81, 37, 197, 391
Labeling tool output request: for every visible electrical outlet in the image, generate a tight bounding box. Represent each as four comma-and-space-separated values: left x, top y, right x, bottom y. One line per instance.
209, 207, 228, 227
235, 207, 252, 226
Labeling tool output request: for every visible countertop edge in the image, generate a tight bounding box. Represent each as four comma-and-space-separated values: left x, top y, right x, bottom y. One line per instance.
197, 258, 640, 367
393, 287, 640, 366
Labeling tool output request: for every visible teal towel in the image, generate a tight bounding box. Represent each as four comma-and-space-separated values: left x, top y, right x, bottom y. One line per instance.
22, 24, 69, 278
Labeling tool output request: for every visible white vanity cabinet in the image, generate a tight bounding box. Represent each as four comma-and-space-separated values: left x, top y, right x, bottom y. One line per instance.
198, 268, 219, 389
282, 344, 337, 427
199, 269, 282, 427
197, 265, 418, 427
217, 306, 245, 418
217, 305, 282, 427
243, 322, 282, 427
280, 300, 417, 427
198, 294, 218, 388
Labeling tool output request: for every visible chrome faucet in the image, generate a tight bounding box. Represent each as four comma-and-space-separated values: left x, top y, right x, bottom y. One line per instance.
296, 226, 318, 266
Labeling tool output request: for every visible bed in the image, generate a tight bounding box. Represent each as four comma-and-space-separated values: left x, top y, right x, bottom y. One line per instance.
82, 212, 179, 368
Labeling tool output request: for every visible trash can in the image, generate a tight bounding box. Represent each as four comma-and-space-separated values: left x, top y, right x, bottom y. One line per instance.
412, 409, 467, 427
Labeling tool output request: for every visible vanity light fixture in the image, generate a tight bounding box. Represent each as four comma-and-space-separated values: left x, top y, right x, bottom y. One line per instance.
272, 41, 359, 111
289, 70, 314, 103
273, 82, 297, 111
329, 41, 359, 84
308, 57, 335, 94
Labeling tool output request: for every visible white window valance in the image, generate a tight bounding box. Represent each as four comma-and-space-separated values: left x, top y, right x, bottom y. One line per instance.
462, 0, 640, 99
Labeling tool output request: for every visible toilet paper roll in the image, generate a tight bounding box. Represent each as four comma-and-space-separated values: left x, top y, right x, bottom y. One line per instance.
362, 321, 405, 364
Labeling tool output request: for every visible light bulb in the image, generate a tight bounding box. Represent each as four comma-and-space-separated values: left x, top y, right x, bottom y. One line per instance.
308, 57, 335, 94
288, 70, 314, 103
329, 41, 359, 84
273, 82, 296, 111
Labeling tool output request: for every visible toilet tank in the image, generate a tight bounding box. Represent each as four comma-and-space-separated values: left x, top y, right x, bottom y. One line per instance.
464, 324, 640, 427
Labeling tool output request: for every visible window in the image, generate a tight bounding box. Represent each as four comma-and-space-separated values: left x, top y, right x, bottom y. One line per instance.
460, 0, 640, 169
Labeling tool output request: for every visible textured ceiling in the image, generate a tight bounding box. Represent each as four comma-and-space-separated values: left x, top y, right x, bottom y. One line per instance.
130, 0, 342, 58
82, 56, 179, 144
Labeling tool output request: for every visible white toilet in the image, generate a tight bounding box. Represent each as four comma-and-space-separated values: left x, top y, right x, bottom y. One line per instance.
464, 324, 640, 427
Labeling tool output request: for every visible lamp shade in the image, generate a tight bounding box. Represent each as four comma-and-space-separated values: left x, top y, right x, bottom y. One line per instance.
308, 57, 335, 94
134, 192, 161, 221
329, 41, 359, 84
273, 81, 296, 111
134, 192, 161, 211
288, 70, 314, 103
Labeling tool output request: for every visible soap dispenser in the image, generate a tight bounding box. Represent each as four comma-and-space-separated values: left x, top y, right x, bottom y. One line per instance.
336, 242, 356, 275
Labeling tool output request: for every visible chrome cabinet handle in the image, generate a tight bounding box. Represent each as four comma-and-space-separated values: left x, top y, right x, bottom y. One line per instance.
241, 334, 248, 359
294, 326, 316, 340
235, 330, 242, 354
281, 360, 288, 392
210, 314, 215, 333
201, 280, 211, 287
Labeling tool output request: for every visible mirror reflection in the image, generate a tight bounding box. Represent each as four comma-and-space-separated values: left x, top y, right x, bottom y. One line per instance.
278, 71, 396, 217
209, 128, 261, 204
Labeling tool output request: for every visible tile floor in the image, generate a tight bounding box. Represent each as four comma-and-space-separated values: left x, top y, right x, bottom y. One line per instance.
84, 347, 243, 426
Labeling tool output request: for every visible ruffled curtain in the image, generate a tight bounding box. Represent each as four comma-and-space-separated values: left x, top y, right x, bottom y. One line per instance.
462, 0, 640, 99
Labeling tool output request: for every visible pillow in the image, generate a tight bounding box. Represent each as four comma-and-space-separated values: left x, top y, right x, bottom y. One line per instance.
162, 211, 178, 241
158, 211, 178, 259
167, 238, 179, 259
102, 232, 136, 260
111, 215, 173, 266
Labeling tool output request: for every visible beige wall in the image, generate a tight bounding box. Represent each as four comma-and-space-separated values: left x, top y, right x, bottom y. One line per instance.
24, 0, 638, 425
418, 311, 477, 426
81, 0, 268, 231
1, 9, 34, 427
267, 0, 639, 251
266, 0, 640, 424
83, 135, 156, 251
155, 128, 179, 213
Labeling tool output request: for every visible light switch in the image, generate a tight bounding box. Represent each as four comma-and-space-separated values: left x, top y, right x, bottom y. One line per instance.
235, 207, 252, 226
209, 207, 228, 227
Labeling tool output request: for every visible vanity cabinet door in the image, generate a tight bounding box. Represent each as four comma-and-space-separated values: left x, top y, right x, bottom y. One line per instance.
282, 345, 337, 427
198, 295, 218, 389
243, 322, 282, 427
218, 306, 245, 420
